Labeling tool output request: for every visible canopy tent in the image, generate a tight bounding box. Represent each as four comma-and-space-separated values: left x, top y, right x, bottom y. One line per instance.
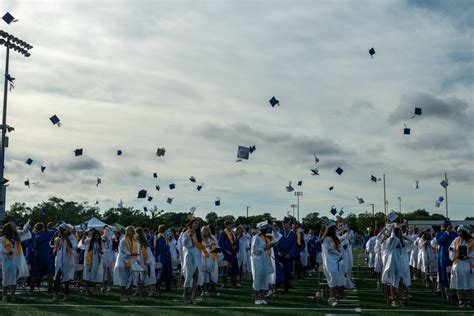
75, 217, 114, 231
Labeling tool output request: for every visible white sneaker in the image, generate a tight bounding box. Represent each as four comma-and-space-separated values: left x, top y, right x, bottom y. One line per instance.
328, 298, 338, 307
266, 289, 274, 297
255, 300, 264, 305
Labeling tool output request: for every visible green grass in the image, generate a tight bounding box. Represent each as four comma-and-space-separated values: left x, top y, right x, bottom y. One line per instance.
0, 247, 472, 315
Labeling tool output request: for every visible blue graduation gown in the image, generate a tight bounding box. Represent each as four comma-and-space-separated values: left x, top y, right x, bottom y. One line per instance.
435, 230, 457, 287
279, 229, 297, 285
218, 230, 239, 276
155, 235, 173, 284
273, 242, 285, 284
30, 230, 55, 277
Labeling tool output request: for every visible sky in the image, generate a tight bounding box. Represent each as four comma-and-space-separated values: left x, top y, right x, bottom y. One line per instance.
0, 0, 473, 220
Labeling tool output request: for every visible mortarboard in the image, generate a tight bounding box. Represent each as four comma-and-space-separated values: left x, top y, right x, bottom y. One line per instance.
357, 197, 365, 204
155, 185, 160, 191
215, 198, 221, 206
156, 148, 166, 157
256, 220, 270, 229
269, 96, 279, 107
440, 179, 449, 189
96, 178, 101, 187
413, 180, 420, 189
153, 172, 158, 178
143, 207, 148, 213
50, 115, 61, 126
41, 165, 46, 173
297, 180, 302, 186
2, 178, 9, 185
314, 153, 320, 164
413, 107, 422, 117
369, 47, 375, 58
2, 12, 16, 25
282, 216, 291, 224
137, 189, 147, 199
326, 220, 336, 228
147, 196, 153, 202
74, 148, 83, 156
329, 186, 334, 191
330, 206, 337, 216
310, 168, 319, 176
189, 176, 196, 183
370, 175, 378, 182
26, 158, 33, 165
117, 150, 122, 156
286, 181, 294, 192
24, 179, 30, 187
169, 183, 175, 190
457, 225, 469, 234
197, 184, 203, 191
167, 197, 173, 204
403, 124, 410, 135
387, 211, 398, 223
335, 167, 343, 175
249, 145, 256, 154
237, 146, 250, 160
339, 209, 344, 216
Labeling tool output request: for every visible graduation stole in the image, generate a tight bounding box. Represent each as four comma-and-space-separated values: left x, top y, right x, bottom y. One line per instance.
86, 241, 94, 266
190, 230, 210, 258
261, 235, 273, 257
152, 234, 158, 249
453, 238, 474, 268
125, 236, 137, 268
5, 238, 21, 258
210, 238, 218, 260
296, 231, 302, 246
159, 233, 168, 246
224, 228, 236, 245
140, 244, 149, 263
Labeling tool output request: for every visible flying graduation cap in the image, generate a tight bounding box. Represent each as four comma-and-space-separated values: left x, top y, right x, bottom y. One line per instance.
26, 158, 33, 165
411, 107, 422, 119
357, 196, 365, 204
369, 47, 375, 58
74, 148, 83, 156
269, 96, 280, 107
330, 206, 337, 216
49, 115, 62, 126
413, 180, 420, 189
297, 180, 302, 186
335, 167, 344, 175
155, 185, 160, 191
137, 189, 147, 199
286, 181, 294, 192
167, 197, 173, 204
249, 145, 256, 154
329, 186, 334, 191
2, 12, 17, 24
169, 183, 176, 190
314, 153, 320, 164
197, 184, 203, 191
24, 179, 30, 187
435, 196, 444, 208
371, 175, 380, 183
310, 168, 319, 176
189, 176, 196, 183
156, 148, 166, 157
96, 178, 102, 187
237, 146, 250, 160
339, 208, 344, 216
215, 197, 221, 206
440, 179, 449, 189
153, 172, 158, 178
117, 150, 122, 156
147, 196, 153, 202
403, 124, 410, 135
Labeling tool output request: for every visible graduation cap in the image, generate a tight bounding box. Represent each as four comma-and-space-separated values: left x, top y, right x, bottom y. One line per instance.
237, 146, 250, 160
387, 211, 398, 223
269, 96, 279, 107
26, 158, 33, 165
329, 186, 334, 191
339, 208, 344, 216
117, 150, 122, 156
143, 206, 148, 213
41, 165, 46, 173
96, 178, 102, 187
411, 107, 422, 119
147, 196, 153, 202
190, 206, 197, 215
153, 172, 158, 178
2, 178, 9, 185
169, 183, 176, 190
371, 175, 380, 182
369, 47, 375, 58
49, 115, 62, 126
74, 148, 83, 156
155, 185, 160, 191
249, 145, 256, 154
189, 176, 196, 183
286, 181, 294, 192
403, 124, 410, 135
310, 168, 319, 176
215, 198, 221, 206
335, 167, 343, 175
440, 179, 449, 189
314, 153, 320, 164
2, 12, 17, 24
297, 180, 302, 186
156, 148, 166, 157
357, 196, 365, 204
197, 184, 203, 191
330, 206, 337, 216
24, 179, 30, 187
413, 180, 420, 189
166, 197, 173, 204
137, 189, 147, 199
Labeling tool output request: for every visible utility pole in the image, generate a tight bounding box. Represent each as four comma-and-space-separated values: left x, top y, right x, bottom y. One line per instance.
383, 173, 387, 215
290, 204, 297, 218
445, 172, 448, 218
369, 203, 375, 228
295, 191, 303, 222
246, 206, 250, 218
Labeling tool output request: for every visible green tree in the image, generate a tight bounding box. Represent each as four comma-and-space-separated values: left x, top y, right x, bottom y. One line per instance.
205, 212, 219, 226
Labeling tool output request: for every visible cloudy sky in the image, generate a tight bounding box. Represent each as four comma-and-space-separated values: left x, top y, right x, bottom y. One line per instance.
1, 0, 473, 220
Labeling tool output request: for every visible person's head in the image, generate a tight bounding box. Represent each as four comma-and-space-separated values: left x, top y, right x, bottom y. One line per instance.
114, 230, 121, 238
457, 225, 471, 240
201, 226, 210, 238
283, 220, 291, 230
2, 222, 18, 240
47, 222, 55, 229
135, 227, 149, 246
126, 226, 135, 238
34, 222, 44, 232
292, 221, 299, 230
273, 221, 281, 231
224, 221, 233, 230
394, 227, 402, 238
442, 220, 452, 232
92, 229, 101, 241
158, 225, 166, 234
192, 220, 200, 231
422, 230, 432, 240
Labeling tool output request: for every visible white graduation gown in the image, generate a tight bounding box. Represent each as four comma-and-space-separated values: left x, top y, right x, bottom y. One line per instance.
102, 232, 116, 279
322, 237, 344, 288
365, 236, 376, 268
199, 236, 219, 285
0, 228, 31, 286
250, 235, 274, 291
182, 230, 202, 288
269, 230, 281, 285
381, 233, 404, 288
113, 237, 142, 287
237, 233, 251, 273
449, 238, 474, 290
417, 239, 438, 273
80, 238, 105, 283
54, 233, 78, 283
139, 245, 156, 286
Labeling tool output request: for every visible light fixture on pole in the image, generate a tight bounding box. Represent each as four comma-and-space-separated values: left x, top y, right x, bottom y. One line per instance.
0, 29, 33, 222
290, 204, 297, 218
294, 191, 303, 222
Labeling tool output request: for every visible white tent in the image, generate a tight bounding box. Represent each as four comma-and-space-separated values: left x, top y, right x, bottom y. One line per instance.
86, 217, 109, 229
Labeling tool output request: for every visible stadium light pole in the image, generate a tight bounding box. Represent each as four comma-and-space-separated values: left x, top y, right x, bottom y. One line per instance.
246, 206, 250, 218
290, 204, 296, 218
0, 30, 33, 222
369, 203, 375, 228
295, 191, 303, 222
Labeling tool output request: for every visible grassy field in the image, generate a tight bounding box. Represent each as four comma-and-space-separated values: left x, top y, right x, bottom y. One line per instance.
0, 247, 472, 316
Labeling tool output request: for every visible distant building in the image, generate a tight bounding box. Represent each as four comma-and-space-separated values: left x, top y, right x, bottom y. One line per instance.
406, 220, 474, 231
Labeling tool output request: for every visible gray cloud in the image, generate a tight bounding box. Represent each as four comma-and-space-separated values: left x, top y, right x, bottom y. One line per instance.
49, 158, 104, 173
404, 133, 471, 151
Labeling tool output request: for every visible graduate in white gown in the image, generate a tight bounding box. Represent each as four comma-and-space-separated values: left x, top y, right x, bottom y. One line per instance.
237, 227, 251, 281
79, 229, 105, 295
136, 228, 157, 297
365, 232, 376, 275
321, 221, 345, 307
268, 221, 282, 297
102, 226, 116, 291
199, 226, 219, 296
1, 221, 31, 302
52, 223, 78, 302
339, 225, 355, 289
417, 228, 437, 285
113, 226, 141, 303
448, 225, 473, 308
250, 220, 275, 305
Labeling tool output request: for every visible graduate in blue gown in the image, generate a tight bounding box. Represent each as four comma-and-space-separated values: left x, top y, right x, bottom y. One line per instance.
155, 225, 173, 291
434, 220, 457, 295
308, 230, 321, 272
292, 221, 306, 279
272, 221, 285, 286
278, 217, 297, 292
29, 222, 55, 293
218, 220, 240, 287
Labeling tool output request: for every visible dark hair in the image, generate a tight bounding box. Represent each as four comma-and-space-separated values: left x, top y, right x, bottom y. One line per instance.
89, 230, 103, 252
460, 229, 472, 240
34, 222, 44, 231
136, 228, 150, 247
224, 221, 231, 227
2, 222, 19, 241
323, 226, 340, 248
